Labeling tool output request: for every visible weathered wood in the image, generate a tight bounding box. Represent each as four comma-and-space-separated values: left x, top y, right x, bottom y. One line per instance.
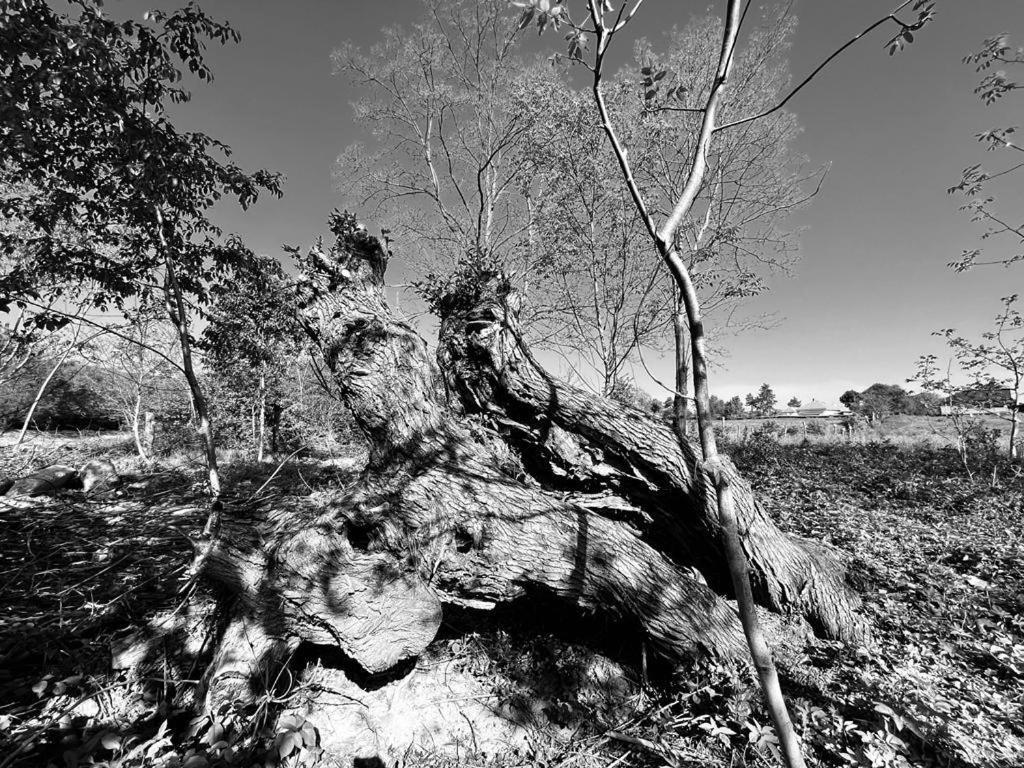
4, 464, 78, 497
203, 504, 443, 676
437, 287, 865, 642
201, 463, 747, 699
195, 224, 862, 704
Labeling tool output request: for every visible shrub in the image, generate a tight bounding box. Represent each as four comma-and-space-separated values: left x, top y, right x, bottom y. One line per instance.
726, 423, 783, 472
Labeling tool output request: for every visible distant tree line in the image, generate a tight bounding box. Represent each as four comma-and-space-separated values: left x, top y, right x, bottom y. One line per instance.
0, 317, 360, 458
605, 378, 951, 425
840, 383, 943, 422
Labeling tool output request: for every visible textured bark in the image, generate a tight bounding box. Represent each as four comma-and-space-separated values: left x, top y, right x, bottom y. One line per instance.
142, 411, 155, 460
437, 290, 864, 643
195, 227, 861, 705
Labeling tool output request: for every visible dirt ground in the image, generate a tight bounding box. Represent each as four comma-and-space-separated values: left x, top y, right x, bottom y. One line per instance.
1, 431, 1022, 767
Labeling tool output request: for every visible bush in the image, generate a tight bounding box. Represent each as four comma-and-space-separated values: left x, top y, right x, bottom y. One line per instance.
0, 360, 121, 431
961, 422, 1001, 473
725, 423, 783, 472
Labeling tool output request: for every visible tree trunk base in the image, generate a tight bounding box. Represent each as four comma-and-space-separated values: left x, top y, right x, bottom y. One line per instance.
195, 453, 763, 707
180, 225, 866, 738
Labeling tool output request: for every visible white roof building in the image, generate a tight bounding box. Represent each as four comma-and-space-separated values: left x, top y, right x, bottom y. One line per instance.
777, 400, 851, 418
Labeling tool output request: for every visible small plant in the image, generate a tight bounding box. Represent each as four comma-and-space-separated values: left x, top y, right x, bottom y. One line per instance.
414, 249, 510, 320
911, 295, 1023, 464
726, 423, 783, 471
806, 420, 826, 436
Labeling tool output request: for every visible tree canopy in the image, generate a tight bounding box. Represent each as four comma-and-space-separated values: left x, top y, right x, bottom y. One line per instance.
949, 34, 1023, 271
1, 0, 280, 315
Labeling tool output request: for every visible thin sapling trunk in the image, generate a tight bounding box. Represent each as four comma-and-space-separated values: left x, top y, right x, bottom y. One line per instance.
131, 386, 147, 461
142, 411, 156, 459
15, 327, 102, 447
155, 207, 222, 530
15, 338, 76, 447
256, 370, 266, 462
673, 254, 806, 768
584, 1, 806, 765
673, 291, 690, 439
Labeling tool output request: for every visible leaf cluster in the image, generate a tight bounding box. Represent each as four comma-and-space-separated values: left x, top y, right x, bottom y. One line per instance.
0, 0, 281, 314
947, 33, 1022, 271
884, 1, 936, 57
414, 248, 510, 320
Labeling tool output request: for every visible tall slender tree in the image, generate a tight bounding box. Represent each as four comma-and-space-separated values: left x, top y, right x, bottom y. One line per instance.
2, 1, 281, 510
203, 252, 303, 462
525, 1, 937, 765
333, 0, 532, 281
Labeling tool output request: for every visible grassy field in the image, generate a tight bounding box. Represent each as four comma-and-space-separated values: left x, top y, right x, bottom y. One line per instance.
0, 431, 1022, 767
710, 414, 1017, 451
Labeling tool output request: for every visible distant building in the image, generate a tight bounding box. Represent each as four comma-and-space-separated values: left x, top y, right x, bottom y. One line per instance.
772, 400, 850, 418
796, 400, 849, 418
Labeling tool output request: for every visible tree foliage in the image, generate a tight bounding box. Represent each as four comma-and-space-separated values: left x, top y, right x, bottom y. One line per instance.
333, 0, 528, 277
203, 252, 305, 458
335, 1, 813, 397
2, 0, 284, 501
511, 65, 669, 391
1, 0, 281, 333
745, 383, 777, 417
948, 34, 1023, 271
629, 11, 815, 309
724, 395, 745, 420
912, 295, 1023, 458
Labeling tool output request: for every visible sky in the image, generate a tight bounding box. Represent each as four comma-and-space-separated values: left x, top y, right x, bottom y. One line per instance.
107, 0, 1024, 404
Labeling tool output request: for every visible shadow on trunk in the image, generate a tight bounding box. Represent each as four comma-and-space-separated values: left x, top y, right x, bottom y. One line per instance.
183, 219, 864, 717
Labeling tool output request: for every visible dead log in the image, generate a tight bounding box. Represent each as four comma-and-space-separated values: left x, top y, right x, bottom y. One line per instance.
3, 464, 79, 498
195, 220, 861, 705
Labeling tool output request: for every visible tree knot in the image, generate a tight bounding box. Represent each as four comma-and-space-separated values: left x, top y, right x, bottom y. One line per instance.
700, 455, 732, 489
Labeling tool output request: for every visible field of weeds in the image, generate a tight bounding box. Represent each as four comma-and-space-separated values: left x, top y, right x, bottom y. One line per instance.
713, 414, 1015, 452
0, 432, 1021, 767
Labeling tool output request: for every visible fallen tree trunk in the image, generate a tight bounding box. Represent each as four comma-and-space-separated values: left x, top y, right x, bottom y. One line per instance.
437, 290, 864, 642
194, 220, 863, 705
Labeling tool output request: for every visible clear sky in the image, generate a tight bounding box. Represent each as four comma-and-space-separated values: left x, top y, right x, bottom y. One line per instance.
108, 0, 1024, 404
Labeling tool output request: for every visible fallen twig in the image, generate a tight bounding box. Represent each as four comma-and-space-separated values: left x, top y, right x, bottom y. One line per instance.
248, 447, 306, 501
